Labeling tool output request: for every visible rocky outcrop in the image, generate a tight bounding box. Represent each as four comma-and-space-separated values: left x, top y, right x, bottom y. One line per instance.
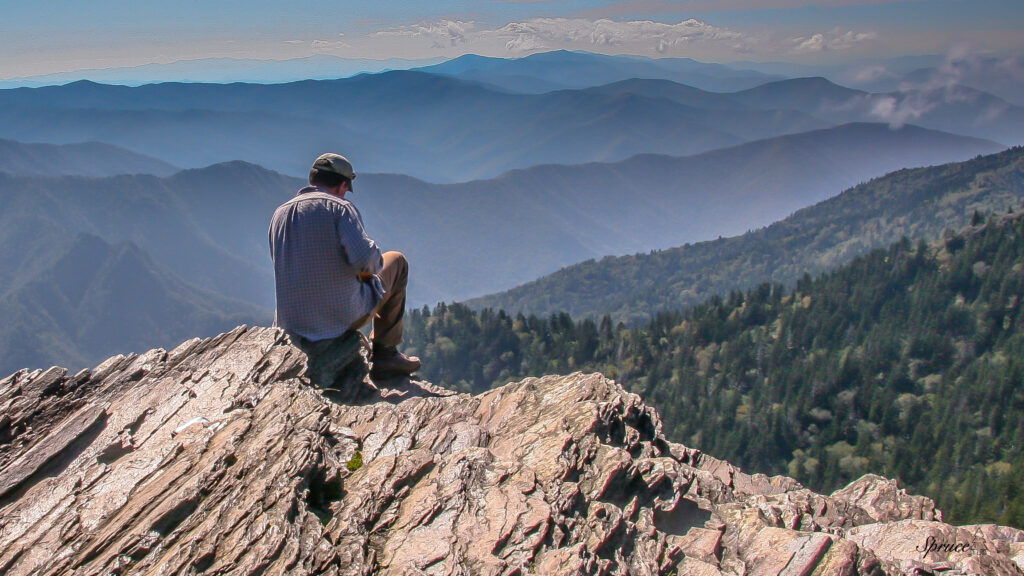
1, 326, 1022, 575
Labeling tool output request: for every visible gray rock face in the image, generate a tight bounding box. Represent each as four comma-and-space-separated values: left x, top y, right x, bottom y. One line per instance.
1, 326, 1022, 575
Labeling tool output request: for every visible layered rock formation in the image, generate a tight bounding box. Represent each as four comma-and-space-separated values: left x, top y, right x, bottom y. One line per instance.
1, 326, 1022, 575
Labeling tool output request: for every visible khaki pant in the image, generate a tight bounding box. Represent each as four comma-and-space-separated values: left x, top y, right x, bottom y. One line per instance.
351, 251, 409, 349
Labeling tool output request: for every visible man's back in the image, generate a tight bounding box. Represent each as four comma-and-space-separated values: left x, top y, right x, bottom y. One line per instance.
269, 188, 381, 341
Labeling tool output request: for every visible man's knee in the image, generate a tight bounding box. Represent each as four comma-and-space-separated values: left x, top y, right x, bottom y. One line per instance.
383, 251, 408, 277
383, 250, 407, 267
377, 251, 409, 299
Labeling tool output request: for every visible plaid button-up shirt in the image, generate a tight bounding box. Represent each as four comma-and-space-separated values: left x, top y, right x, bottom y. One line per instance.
269, 187, 383, 341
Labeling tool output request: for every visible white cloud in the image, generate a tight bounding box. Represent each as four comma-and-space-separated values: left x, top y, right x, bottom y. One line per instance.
792, 33, 826, 53
362, 17, 888, 60
489, 18, 746, 54
790, 28, 876, 53
866, 88, 984, 129
850, 64, 896, 84
283, 35, 350, 51
873, 44, 1022, 114
364, 17, 757, 57
868, 94, 933, 128
994, 55, 1024, 79
854, 43, 1023, 128
504, 34, 548, 53
374, 20, 475, 49
312, 39, 351, 51
935, 43, 1024, 87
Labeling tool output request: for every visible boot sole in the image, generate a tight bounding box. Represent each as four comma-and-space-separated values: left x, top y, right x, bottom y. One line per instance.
370, 362, 420, 377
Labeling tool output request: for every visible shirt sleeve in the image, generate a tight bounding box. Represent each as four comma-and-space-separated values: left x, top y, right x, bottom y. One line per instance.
336, 202, 383, 275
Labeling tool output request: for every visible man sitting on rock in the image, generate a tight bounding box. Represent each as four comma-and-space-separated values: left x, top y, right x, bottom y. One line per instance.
269, 153, 421, 385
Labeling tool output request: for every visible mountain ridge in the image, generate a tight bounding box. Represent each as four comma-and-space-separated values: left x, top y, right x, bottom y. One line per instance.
2, 66, 1017, 183
357, 121, 1002, 303
0, 138, 178, 177
416, 49, 784, 93
0, 54, 443, 87
469, 145, 1024, 321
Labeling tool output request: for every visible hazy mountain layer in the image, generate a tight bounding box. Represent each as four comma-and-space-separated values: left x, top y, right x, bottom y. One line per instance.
0, 164, 294, 306
0, 163, 291, 374
358, 123, 1002, 304
415, 49, 784, 93
729, 77, 1024, 146
0, 234, 265, 376
470, 146, 1024, 322
0, 138, 177, 177
1, 63, 1017, 183
0, 72, 793, 182
841, 54, 1024, 107
0, 54, 443, 87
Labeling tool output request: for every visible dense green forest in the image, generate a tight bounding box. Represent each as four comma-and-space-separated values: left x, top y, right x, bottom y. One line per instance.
471, 147, 1024, 323
406, 213, 1024, 527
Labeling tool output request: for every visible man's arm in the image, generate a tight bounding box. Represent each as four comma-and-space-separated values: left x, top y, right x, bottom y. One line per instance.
336, 203, 383, 277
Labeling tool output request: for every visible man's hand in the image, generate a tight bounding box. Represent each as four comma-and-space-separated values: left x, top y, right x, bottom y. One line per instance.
357, 272, 374, 281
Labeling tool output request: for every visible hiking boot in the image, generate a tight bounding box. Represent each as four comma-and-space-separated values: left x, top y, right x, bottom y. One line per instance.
371, 346, 421, 376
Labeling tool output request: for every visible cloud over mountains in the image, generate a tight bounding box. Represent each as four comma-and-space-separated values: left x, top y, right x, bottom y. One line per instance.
791, 28, 878, 53
371, 17, 876, 58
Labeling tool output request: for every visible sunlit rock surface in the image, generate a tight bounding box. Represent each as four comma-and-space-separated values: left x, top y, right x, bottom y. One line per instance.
1, 326, 1022, 575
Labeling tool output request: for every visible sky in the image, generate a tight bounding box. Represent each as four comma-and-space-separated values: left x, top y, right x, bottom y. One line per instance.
1, 0, 1023, 79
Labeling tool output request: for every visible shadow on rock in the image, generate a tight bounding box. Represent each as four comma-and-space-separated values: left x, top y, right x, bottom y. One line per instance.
373, 375, 458, 403
319, 375, 456, 406
288, 330, 455, 405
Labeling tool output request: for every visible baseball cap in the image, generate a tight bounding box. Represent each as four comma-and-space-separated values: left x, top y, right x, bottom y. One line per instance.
312, 153, 357, 190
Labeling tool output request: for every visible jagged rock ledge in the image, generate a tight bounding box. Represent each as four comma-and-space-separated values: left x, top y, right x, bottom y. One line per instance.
1, 326, 1022, 575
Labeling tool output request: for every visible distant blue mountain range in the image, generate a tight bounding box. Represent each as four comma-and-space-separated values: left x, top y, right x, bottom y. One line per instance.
0, 63, 1019, 182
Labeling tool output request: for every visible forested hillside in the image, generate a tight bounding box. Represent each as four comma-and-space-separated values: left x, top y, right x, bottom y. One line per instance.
472, 146, 1024, 322
406, 213, 1024, 527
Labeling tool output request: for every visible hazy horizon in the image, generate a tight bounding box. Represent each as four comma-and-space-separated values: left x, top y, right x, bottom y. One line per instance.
3, 1, 1022, 84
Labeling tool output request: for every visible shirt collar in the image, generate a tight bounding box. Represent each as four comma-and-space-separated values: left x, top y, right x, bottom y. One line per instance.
298, 185, 331, 196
